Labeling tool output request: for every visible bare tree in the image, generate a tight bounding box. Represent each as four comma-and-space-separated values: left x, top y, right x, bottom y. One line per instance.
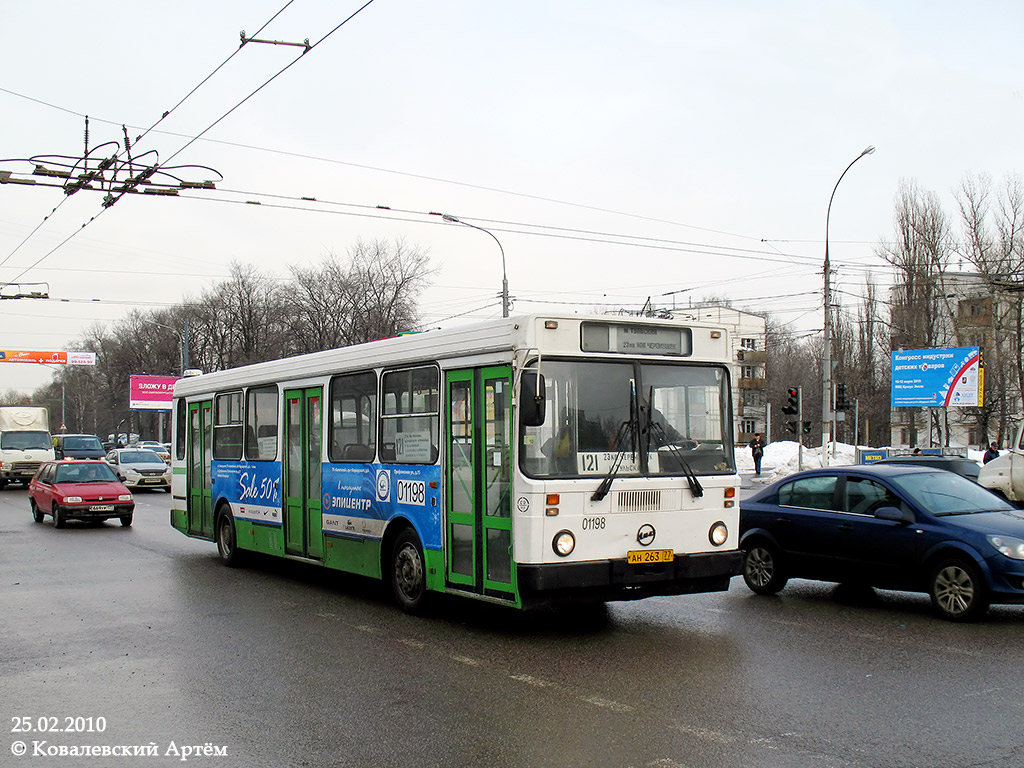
956, 172, 1024, 442
877, 180, 956, 445
283, 238, 433, 355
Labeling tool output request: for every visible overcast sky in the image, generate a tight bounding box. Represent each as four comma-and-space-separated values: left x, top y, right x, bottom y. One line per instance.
3, 1, 1022, 393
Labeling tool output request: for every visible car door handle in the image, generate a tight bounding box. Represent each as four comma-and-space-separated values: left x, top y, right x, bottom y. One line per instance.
838, 523, 854, 532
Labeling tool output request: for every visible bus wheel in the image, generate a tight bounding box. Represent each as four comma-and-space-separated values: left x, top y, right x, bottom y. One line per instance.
391, 528, 427, 614
216, 509, 245, 567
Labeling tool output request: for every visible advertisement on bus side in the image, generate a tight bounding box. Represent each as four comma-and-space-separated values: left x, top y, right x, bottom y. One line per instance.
322, 463, 441, 549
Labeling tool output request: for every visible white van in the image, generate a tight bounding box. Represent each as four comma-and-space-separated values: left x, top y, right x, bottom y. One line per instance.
977, 423, 1024, 503
0, 407, 55, 489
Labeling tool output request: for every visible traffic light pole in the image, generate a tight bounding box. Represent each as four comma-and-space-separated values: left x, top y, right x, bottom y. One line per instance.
797, 385, 804, 471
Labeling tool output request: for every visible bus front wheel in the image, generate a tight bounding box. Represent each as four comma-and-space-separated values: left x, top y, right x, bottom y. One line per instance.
390, 528, 427, 614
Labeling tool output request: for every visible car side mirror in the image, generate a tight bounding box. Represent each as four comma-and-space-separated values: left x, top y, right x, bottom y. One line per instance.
874, 505, 914, 524
520, 371, 546, 427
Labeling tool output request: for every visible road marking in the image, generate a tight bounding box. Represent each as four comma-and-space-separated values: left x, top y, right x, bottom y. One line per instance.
509, 673, 557, 689
581, 695, 633, 713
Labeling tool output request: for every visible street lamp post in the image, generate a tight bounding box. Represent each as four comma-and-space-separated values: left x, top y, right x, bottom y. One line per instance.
822, 145, 874, 465
143, 319, 190, 375
436, 213, 510, 318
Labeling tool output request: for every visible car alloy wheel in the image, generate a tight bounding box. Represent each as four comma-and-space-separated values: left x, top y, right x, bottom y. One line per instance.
742, 543, 788, 595
930, 559, 989, 622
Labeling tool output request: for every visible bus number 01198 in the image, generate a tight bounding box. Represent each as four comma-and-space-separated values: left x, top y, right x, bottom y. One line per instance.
396, 480, 426, 506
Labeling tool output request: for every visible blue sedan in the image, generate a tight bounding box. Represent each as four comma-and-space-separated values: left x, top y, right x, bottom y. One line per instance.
740, 464, 1024, 621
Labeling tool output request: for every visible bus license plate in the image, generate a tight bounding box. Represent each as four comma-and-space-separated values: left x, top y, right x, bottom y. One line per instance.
627, 549, 673, 564
91, 505, 114, 512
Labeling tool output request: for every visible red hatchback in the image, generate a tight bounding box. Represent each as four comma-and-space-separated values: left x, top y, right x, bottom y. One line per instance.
29, 460, 135, 527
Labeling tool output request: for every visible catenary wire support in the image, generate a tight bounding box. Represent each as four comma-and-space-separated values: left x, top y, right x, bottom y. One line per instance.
240, 30, 311, 52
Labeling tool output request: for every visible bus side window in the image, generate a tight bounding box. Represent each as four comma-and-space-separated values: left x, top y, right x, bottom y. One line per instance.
329, 371, 378, 463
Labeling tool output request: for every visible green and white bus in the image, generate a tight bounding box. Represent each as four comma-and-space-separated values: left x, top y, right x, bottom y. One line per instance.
170, 314, 742, 613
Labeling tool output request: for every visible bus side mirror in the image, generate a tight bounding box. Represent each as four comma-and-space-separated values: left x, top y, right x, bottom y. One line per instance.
520, 371, 546, 427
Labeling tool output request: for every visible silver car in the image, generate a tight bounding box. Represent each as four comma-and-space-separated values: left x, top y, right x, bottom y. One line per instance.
106, 448, 171, 491
136, 441, 171, 465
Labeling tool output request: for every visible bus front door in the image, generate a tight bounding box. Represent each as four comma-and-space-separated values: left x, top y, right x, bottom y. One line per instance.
187, 401, 213, 538
283, 388, 324, 559
446, 367, 516, 603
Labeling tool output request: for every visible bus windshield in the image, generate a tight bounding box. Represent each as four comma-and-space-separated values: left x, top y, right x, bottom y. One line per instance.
520, 360, 735, 478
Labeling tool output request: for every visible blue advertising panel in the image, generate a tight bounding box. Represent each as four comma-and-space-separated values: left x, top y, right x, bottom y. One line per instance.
211, 459, 442, 551
891, 347, 981, 407
322, 463, 442, 551
211, 460, 283, 526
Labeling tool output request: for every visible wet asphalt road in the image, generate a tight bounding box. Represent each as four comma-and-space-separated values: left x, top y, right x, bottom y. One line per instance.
2, 486, 1023, 768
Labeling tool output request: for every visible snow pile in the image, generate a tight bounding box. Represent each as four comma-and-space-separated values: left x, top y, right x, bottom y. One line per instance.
734, 439, 986, 485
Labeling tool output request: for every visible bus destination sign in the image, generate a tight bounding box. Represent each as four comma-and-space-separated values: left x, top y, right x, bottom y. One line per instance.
581, 322, 690, 356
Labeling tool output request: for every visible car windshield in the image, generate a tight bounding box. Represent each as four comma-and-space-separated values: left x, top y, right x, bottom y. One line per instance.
1, 431, 52, 450
55, 463, 119, 483
65, 436, 103, 450
519, 359, 735, 478
120, 450, 164, 464
889, 471, 1015, 516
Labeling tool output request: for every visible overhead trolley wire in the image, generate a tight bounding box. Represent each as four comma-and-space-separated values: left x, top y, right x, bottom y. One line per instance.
3, 1, 377, 286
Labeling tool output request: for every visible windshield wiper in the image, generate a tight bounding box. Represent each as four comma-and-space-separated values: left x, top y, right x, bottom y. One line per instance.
591, 418, 637, 502
647, 419, 704, 498
642, 387, 702, 498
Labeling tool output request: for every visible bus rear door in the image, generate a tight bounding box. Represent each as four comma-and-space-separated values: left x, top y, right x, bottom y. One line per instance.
187, 401, 213, 537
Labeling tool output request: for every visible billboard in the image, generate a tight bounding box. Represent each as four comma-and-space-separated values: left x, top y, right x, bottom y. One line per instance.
891, 347, 982, 407
129, 375, 180, 411
0, 350, 96, 365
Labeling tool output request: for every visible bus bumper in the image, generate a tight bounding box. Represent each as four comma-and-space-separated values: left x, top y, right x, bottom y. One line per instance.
517, 550, 743, 608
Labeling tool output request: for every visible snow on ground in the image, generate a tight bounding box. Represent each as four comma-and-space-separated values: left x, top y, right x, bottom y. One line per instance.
734, 440, 987, 487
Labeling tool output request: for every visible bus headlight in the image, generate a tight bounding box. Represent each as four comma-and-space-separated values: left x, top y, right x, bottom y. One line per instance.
709, 521, 728, 547
552, 530, 575, 557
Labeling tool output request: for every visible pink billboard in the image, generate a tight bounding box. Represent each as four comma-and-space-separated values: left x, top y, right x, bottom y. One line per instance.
129, 375, 180, 411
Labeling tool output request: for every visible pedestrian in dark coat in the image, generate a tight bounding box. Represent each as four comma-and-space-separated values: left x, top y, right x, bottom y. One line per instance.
748, 433, 766, 475
983, 442, 1000, 464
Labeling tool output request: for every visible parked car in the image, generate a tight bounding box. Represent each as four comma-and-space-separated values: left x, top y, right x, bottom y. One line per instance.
53, 433, 107, 461
136, 440, 171, 464
105, 448, 172, 491
873, 454, 981, 482
739, 464, 1024, 621
29, 460, 134, 527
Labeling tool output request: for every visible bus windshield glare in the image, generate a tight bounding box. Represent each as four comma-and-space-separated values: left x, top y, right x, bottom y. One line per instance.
520, 360, 735, 478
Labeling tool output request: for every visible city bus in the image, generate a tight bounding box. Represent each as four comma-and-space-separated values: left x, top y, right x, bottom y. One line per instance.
170, 314, 742, 613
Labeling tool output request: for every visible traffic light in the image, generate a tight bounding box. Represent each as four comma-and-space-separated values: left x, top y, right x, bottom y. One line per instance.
782, 387, 799, 416
836, 383, 852, 411
802, 421, 812, 434
785, 421, 797, 434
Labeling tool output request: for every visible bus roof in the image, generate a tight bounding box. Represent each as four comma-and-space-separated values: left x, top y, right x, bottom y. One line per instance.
172, 313, 731, 398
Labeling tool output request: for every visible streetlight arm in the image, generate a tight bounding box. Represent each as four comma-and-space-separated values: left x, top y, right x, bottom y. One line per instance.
436, 213, 510, 318
825, 146, 875, 257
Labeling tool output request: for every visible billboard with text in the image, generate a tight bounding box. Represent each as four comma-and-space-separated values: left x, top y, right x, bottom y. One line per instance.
0, 350, 96, 365
891, 347, 982, 407
130, 375, 180, 411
